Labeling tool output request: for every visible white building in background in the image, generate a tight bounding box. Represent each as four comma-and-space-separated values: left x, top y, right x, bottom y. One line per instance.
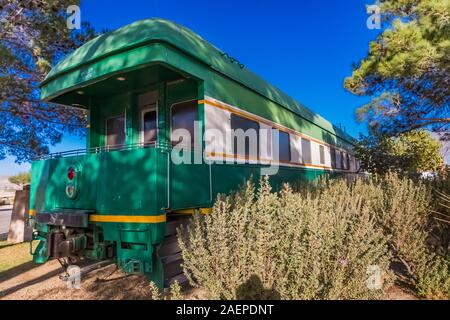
0, 176, 20, 191
431, 132, 450, 166
0, 176, 19, 205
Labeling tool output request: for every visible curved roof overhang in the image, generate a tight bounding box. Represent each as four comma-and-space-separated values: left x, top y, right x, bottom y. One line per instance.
41, 18, 355, 144
40, 42, 194, 104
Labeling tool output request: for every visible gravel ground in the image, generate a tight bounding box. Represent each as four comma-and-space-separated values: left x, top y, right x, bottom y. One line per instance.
0, 240, 416, 300
0, 259, 416, 300
0, 259, 207, 300
1, 260, 150, 300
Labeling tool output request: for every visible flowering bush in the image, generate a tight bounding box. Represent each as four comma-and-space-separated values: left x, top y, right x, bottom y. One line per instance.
178, 174, 450, 299
178, 177, 392, 299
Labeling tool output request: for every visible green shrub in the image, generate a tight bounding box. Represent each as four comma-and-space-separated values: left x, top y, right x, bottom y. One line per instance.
148, 280, 184, 300
178, 177, 392, 300
178, 173, 450, 299
419, 171, 450, 298
427, 171, 450, 257
365, 173, 450, 299
364, 174, 431, 279
313, 173, 450, 299
415, 254, 450, 299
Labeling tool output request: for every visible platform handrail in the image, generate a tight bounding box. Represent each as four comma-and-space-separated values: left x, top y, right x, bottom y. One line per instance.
36, 141, 158, 160
35, 140, 206, 160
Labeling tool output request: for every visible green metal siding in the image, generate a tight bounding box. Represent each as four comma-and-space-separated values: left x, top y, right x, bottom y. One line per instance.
29, 148, 168, 216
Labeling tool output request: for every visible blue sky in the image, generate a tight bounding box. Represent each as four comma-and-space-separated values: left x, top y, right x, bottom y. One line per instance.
1, 0, 380, 175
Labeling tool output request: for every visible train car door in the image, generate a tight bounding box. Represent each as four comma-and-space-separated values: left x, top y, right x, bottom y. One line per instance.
169, 99, 211, 210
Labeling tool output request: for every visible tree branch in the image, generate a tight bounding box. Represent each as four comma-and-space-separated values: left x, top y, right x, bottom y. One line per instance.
418, 118, 450, 123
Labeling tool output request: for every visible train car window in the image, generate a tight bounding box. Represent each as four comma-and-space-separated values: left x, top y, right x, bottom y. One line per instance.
106, 115, 125, 148
231, 114, 259, 161
139, 91, 158, 145
341, 152, 348, 170
330, 147, 336, 168
278, 131, 291, 162
141, 107, 157, 144
319, 145, 325, 165
346, 153, 350, 170
301, 138, 311, 164
171, 100, 198, 149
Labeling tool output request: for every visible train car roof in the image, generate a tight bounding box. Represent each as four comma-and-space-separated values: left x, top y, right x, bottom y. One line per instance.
41, 18, 354, 143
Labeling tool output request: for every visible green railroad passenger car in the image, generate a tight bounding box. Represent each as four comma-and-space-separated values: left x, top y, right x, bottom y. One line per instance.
29, 19, 359, 288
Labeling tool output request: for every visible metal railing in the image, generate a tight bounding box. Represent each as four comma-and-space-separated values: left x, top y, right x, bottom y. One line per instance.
37, 140, 206, 160
38, 141, 159, 160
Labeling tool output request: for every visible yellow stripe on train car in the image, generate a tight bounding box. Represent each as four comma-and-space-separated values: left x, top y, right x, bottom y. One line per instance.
89, 214, 166, 223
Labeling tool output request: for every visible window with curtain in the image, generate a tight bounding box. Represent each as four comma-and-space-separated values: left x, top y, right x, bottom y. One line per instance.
231, 114, 260, 161
278, 130, 291, 162
341, 152, 348, 170
106, 115, 125, 147
330, 147, 336, 168
301, 138, 311, 164
336, 150, 342, 169
141, 108, 157, 144
171, 100, 198, 149
319, 145, 325, 165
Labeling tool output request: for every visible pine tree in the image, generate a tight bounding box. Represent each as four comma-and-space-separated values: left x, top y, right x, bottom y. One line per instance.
0, 0, 96, 162
345, 0, 449, 138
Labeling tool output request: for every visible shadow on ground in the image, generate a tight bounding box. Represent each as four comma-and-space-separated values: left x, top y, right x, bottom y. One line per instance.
36, 265, 154, 300
0, 265, 61, 298
0, 261, 38, 283
234, 274, 280, 300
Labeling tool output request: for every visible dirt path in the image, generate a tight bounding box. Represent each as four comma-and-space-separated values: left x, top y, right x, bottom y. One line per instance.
0, 259, 209, 300
1, 260, 154, 300
386, 284, 418, 300
0, 240, 416, 300
0, 260, 416, 300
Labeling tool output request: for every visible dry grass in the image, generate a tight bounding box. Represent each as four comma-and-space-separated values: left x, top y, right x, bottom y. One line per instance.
0, 241, 34, 280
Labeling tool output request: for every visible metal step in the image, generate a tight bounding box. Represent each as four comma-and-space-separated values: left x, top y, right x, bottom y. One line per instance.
161, 252, 182, 265
160, 215, 191, 288
165, 216, 191, 236
164, 256, 183, 279
159, 235, 180, 257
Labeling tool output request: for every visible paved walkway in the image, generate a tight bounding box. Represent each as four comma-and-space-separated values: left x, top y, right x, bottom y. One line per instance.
0, 205, 13, 239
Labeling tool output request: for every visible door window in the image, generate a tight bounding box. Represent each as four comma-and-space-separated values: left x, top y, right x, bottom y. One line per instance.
141, 106, 157, 144
106, 115, 125, 148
